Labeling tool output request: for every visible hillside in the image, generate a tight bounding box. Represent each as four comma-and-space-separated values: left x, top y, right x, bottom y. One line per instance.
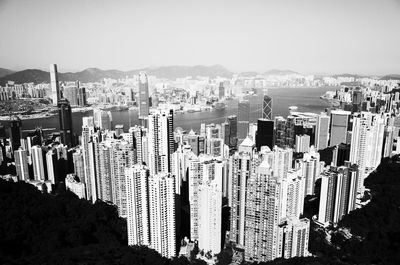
0, 68, 15, 78
0, 65, 233, 85
0, 179, 203, 265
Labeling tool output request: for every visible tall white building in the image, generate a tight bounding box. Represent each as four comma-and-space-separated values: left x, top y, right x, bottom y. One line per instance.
350, 113, 384, 195
31, 145, 45, 181
284, 168, 305, 219
295, 134, 310, 153
82, 124, 97, 202
149, 173, 176, 258
244, 159, 283, 262
198, 180, 222, 254
50, 64, 60, 106
66, 174, 86, 199
148, 110, 174, 175
230, 137, 260, 246
14, 148, 29, 181
296, 147, 323, 196
278, 218, 310, 259
46, 149, 57, 184
110, 139, 134, 217
126, 165, 150, 246
188, 155, 224, 245
96, 139, 112, 202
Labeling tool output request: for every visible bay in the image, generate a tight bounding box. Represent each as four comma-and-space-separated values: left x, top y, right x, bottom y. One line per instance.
4, 86, 334, 136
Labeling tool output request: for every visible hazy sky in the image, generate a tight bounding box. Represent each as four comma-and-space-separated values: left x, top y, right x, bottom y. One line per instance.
0, 0, 399, 74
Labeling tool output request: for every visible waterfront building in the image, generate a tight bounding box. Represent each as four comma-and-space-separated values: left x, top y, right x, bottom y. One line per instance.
93, 108, 112, 130
238, 99, 250, 143
262, 94, 272, 120
58, 98, 74, 147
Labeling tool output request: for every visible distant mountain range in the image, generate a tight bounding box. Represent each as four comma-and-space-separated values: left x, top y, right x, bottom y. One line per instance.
380, 74, 400, 81
263, 69, 300, 75
1, 65, 398, 85
0, 65, 233, 85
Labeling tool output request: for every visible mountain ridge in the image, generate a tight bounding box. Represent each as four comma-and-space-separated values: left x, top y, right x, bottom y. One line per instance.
0, 65, 233, 85
0, 68, 15, 78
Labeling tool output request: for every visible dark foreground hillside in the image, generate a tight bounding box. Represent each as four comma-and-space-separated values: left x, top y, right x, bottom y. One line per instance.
0, 180, 202, 265
1, 155, 400, 265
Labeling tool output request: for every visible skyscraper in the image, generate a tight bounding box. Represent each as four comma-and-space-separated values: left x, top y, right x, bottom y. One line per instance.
50, 64, 61, 106
329, 110, 351, 146
14, 148, 29, 181
295, 134, 310, 153
81, 124, 97, 202
72, 149, 85, 183
315, 113, 330, 150
46, 149, 58, 184
296, 147, 322, 196
227, 115, 238, 150
218, 82, 225, 99
110, 139, 135, 217
138, 72, 150, 119
126, 165, 150, 246
230, 138, 259, 246
198, 180, 222, 254
96, 139, 112, 202
93, 108, 112, 130
255, 118, 274, 151
278, 218, 310, 259
63, 81, 79, 106
189, 156, 224, 245
148, 110, 174, 175
31, 145, 45, 181
149, 173, 176, 258
262, 94, 272, 120
238, 99, 250, 143
350, 113, 385, 195
244, 159, 283, 262
58, 98, 74, 147
9, 116, 22, 151
65, 174, 86, 199
318, 165, 358, 225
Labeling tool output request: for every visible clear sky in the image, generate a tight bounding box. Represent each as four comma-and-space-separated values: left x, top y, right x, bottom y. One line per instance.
0, 0, 399, 74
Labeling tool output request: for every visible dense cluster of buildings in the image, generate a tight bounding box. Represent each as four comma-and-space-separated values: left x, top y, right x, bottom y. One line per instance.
2, 64, 400, 263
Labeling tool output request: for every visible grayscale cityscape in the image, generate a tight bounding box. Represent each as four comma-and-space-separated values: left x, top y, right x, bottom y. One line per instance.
0, 0, 399, 265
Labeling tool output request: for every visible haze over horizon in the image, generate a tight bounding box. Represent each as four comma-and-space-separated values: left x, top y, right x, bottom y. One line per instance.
0, 0, 399, 75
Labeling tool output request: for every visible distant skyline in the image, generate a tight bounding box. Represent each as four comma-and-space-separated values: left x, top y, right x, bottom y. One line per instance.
0, 0, 399, 75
